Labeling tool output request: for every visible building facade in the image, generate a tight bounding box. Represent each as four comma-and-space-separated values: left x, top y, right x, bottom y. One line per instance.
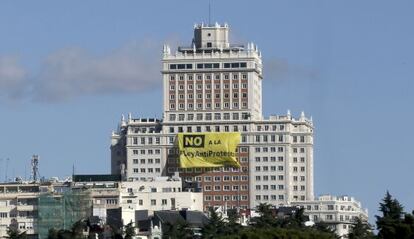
292, 195, 369, 238
111, 22, 314, 211
0, 183, 39, 239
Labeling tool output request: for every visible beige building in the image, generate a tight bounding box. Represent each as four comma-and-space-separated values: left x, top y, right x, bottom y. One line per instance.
0, 183, 39, 239
111, 22, 314, 211
120, 177, 203, 225
292, 195, 369, 238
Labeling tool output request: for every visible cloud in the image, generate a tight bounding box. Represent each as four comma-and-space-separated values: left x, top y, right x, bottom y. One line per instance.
0, 56, 27, 101
32, 40, 162, 102
264, 58, 319, 83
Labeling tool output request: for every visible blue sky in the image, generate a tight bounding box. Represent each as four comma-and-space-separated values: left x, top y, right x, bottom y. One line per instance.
1, 0, 413, 222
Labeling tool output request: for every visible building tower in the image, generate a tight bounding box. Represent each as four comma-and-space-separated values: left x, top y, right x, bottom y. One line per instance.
31, 155, 40, 182
111, 23, 314, 211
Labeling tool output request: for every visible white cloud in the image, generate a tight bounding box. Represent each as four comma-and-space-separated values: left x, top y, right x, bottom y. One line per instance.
32, 40, 162, 102
264, 58, 319, 83
0, 56, 27, 100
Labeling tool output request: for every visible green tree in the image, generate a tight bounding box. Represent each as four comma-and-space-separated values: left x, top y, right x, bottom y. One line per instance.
5, 227, 27, 239
163, 220, 193, 239
124, 222, 136, 239
284, 207, 308, 229
47, 228, 59, 239
224, 209, 241, 235
202, 207, 226, 238
376, 191, 406, 239
252, 203, 275, 228
348, 217, 374, 239
71, 219, 87, 238
313, 221, 338, 237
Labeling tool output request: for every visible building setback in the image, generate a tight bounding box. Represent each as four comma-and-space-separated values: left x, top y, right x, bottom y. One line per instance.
111, 22, 315, 211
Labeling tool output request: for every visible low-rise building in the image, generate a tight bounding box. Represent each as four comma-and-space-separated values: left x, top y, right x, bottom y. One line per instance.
292, 195, 369, 238
0, 183, 40, 239
119, 176, 203, 225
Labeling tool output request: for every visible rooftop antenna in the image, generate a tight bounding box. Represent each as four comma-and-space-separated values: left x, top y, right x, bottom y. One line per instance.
208, 1, 211, 26
5, 158, 9, 182
0, 158, 2, 182
31, 155, 40, 182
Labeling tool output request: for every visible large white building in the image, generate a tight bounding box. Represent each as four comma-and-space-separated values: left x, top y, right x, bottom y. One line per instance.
292, 195, 369, 238
111, 22, 315, 211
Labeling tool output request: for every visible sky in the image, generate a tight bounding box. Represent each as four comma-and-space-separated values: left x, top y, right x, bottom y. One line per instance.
1, 0, 413, 223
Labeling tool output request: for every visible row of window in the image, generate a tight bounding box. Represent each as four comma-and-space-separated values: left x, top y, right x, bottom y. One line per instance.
255, 166, 285, 172
169, 82, 248, 90
255, 195, 285, 201
170, 101, 247, 110
169, 124, 250, 134
169, 112, 251, 121
180, 175, 249, 182
132, 149, 161, 155
205, 195, 248, 201
132, 137, 161, 145
169, 62, 247, 70
306, 204, 354, 211
132, 158, 161, 164
169, 72, 247, 80
293, 176, 306, 181
293, 157, 306, 163
204, 184, 248, 191
255, 185, 286, 190
170, 92, 248, 100
255, 156, 284, 162
255, 175, 285, 181
132, 168, 161, 173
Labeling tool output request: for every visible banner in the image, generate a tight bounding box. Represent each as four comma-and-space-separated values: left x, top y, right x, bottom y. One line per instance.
178, 132, 241, 168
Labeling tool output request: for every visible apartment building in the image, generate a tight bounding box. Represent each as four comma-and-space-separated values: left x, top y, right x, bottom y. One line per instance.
292, 195, 369, 238
111, 22, 314, 211
0, 183, 39, 239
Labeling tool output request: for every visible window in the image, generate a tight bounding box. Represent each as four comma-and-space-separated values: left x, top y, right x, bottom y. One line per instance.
151, 199, 156, 206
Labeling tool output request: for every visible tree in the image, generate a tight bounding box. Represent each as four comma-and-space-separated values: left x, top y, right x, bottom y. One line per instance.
224, 209, 241, 235
252, 203, 275, 228
285, 207, 308, 229
376, 191, 406, 239
124, 222, 136, 239
202, 207, 226, 238
71, 219, 87, 239
348, 217, 374, 239
163, 220, 193, 239
47, 228, 59, 239
5, 227, 27, 239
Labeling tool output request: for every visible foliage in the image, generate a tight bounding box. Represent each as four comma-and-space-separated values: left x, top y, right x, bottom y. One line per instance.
215, 227, 337, 239
376, 191, 414, 238
163, 220, 193, 239
347, 217, 374, 239
202, 207, 226, 238
225, 208, 242, 235
254, 203, 275, 228
124, 222, 136, 239
5, 227, 27, 239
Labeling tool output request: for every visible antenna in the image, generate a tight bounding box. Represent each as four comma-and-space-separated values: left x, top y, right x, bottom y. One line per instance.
5, 158, 9, 182
208, 1, 211, 25
0, 158, 2, 182
31, 155, 40, 182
